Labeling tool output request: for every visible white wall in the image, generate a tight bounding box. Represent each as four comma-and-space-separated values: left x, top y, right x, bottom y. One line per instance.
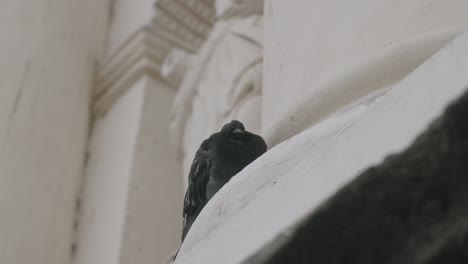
176, 30, 468, 264
74, 0, 186, 262
175, 0, 468, 262
119, 77, 183, 264
0, 1, 111, 264
75, 81, 145, 264
76, 77, 183, 264
263, 0, 468, 132
107, 0, 157, 55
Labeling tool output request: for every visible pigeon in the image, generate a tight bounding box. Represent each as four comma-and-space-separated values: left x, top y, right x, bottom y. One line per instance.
182, 120, 267, 241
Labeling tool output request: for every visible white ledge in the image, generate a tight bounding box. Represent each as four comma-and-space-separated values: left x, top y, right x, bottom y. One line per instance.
175, 30, 468, 264
265, 28, 459, 147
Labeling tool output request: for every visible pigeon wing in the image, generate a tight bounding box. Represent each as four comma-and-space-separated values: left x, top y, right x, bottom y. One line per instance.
182, 138, 212, 240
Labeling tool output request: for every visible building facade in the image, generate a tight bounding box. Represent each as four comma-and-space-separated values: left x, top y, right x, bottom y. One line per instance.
1, 0, 468, 264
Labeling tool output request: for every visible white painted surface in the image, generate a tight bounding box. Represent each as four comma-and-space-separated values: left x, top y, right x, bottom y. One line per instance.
77, 76, 183, 264
76, 0, 184, 263
107, 0, 157, 55
263, 0, 468, 141
169, 14, 264, 187
75, 82, 145, 264
161, 48, 194, 87
215, 0, 234, 17
264, 28, 458, 146
0, 1, 111, 264
119, 77, 183, 264
176, 30, 468, 264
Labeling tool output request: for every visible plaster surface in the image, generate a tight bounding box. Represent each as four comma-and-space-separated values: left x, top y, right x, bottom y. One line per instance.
77, 1, 185, 263
0, 1, 111, 263
169, 13, 264, 188
263, 0, 468, 141
176, 30, 468, 264
75, 81, 145, 264
119, 77, 183, 264
107, 0, 157, 55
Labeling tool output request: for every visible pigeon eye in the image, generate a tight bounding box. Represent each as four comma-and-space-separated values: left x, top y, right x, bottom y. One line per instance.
233, 128, 243, 134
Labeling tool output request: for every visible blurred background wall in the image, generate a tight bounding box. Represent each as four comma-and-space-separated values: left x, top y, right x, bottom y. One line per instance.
1, 0, 467, 264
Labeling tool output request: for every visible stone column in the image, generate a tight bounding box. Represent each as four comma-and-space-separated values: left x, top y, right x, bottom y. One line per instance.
74, 0, 215, 263
0, 1, 112, 264
76, 74, 182, 264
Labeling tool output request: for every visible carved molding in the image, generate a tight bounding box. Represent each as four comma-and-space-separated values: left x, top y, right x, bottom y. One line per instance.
93, 27, 169, 116
92, 0, 216, 116
152, 0, 216, 52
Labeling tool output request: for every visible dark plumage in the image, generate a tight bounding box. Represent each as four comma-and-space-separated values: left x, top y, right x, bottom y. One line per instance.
182, 120, 267, 241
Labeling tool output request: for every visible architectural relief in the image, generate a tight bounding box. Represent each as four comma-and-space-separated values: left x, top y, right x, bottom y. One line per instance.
77, 1, 218, 264
94, 0, 217, 116
176, 30, 468, 263
175, 0, 468, 263
168, 0, 265, 181
3, 1, 468, 264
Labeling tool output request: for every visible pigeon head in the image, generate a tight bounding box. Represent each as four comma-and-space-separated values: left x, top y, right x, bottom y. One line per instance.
221, 120, 245, 134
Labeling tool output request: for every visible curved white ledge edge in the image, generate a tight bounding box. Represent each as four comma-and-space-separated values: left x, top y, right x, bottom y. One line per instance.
265, 27, 459, 147
176, 30, 468, 264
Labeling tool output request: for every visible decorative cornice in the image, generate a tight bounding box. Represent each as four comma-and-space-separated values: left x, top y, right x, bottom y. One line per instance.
152, 0, 216, 52
93, 27, 171, 116
93, 0, 216, 116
